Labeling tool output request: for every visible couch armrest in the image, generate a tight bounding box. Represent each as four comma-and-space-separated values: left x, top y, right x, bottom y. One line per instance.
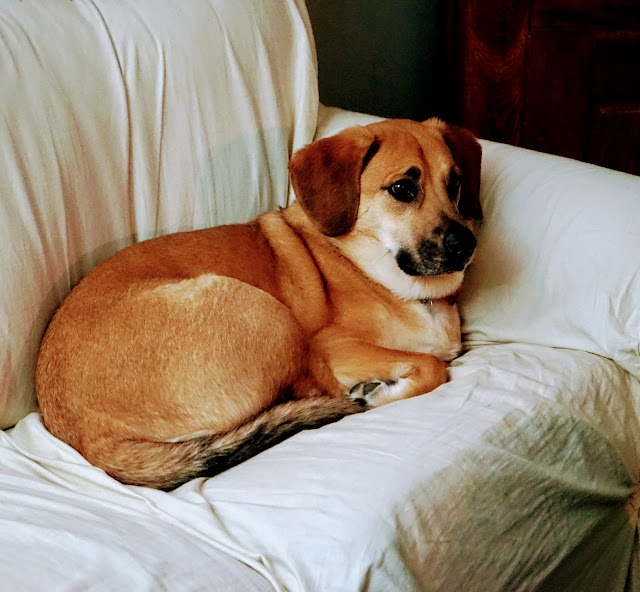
462, 141, 640, 381
314, 104, 384, 140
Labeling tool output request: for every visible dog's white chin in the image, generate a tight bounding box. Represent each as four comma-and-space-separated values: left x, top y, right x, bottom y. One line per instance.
333, 236, 464, 302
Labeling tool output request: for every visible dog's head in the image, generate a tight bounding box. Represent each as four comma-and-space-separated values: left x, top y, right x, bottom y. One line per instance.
289, 118, 482, 301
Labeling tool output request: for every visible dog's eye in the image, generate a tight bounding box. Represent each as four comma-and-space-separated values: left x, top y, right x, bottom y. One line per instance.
447, 171, 462, 202
387, 179, 418, 203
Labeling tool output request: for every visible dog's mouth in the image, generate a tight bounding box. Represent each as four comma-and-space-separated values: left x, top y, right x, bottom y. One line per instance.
395, 222, 477, 277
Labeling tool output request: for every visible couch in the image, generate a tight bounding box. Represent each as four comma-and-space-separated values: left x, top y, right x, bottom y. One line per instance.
1, 1, 639, 590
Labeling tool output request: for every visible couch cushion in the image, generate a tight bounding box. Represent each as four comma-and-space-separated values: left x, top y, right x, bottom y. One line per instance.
0, 0, 319, 428
5, 344, 637, 591
461, 142, 640, 381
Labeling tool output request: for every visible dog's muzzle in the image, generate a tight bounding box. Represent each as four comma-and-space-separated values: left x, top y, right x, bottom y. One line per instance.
395, 221, 477, 277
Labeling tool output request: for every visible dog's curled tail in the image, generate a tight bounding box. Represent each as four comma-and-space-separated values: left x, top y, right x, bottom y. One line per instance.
102, 396, 365, 490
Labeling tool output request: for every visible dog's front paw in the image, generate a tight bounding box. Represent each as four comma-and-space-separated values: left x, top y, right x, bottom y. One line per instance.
346, 380, 400, 408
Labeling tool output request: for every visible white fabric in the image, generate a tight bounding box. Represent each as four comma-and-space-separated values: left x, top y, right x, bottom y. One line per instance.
315, 104, 384, 139
461, 143, 640, 381
0, 0, 318, 428
2, 343, 639, 591
2, 1, 640, 586
0, 419, 274, 591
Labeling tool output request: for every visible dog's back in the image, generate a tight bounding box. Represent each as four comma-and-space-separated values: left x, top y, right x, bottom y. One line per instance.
36, 216, 366, 489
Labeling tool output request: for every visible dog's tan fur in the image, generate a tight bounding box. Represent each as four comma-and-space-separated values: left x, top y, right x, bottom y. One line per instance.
36, 118, 482, 490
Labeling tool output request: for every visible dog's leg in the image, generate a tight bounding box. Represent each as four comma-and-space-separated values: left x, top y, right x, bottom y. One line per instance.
342, 354, 448, 407
313, 334, 449, 408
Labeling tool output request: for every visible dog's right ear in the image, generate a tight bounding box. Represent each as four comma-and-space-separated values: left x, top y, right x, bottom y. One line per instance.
442, 124, 482, 220
289, 126, 379, 237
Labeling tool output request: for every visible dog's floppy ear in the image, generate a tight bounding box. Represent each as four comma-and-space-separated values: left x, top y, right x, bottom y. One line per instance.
443, 125, 482, 220
289, 126, 379, 236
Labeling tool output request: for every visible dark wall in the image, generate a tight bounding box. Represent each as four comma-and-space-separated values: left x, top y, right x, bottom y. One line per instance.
306, 0, 444, 121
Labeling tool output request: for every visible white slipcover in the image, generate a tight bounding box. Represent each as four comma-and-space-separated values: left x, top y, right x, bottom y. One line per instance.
1, 2, 639, 590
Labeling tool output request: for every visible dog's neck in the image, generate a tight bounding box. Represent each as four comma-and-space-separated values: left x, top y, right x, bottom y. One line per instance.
421, 292, 458, 307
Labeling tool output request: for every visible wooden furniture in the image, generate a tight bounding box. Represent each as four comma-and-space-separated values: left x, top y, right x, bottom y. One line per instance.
445, 0, 640, 175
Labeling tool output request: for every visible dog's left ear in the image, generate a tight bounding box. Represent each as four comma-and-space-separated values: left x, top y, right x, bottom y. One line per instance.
289, 126, 379, 236
442, 125, 482, 220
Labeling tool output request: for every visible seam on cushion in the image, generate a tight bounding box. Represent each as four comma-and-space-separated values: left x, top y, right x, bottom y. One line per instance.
627, 485, 640, 524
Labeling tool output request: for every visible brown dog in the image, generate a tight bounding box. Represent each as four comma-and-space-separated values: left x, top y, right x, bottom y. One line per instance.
36, 118, 481, 490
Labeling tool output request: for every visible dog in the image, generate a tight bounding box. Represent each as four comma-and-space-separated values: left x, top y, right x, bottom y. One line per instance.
36, 118, 482, 490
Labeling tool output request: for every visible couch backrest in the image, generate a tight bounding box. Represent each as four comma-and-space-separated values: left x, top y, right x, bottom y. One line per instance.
0, 0, 319, 428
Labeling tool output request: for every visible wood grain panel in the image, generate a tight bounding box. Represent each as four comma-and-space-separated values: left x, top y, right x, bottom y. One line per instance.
447, 0, 640, 175
532, 0, 640, 30
591, 34, 640, 99
589, 104, 640, 175
447, 0, 530, 144
521, 30, 591, 160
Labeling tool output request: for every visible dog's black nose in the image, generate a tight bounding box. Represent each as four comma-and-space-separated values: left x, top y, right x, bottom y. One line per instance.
443, 222, 476, 260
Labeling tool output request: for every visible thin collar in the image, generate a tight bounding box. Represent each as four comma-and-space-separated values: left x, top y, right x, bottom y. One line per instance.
420, 292, 458, 307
